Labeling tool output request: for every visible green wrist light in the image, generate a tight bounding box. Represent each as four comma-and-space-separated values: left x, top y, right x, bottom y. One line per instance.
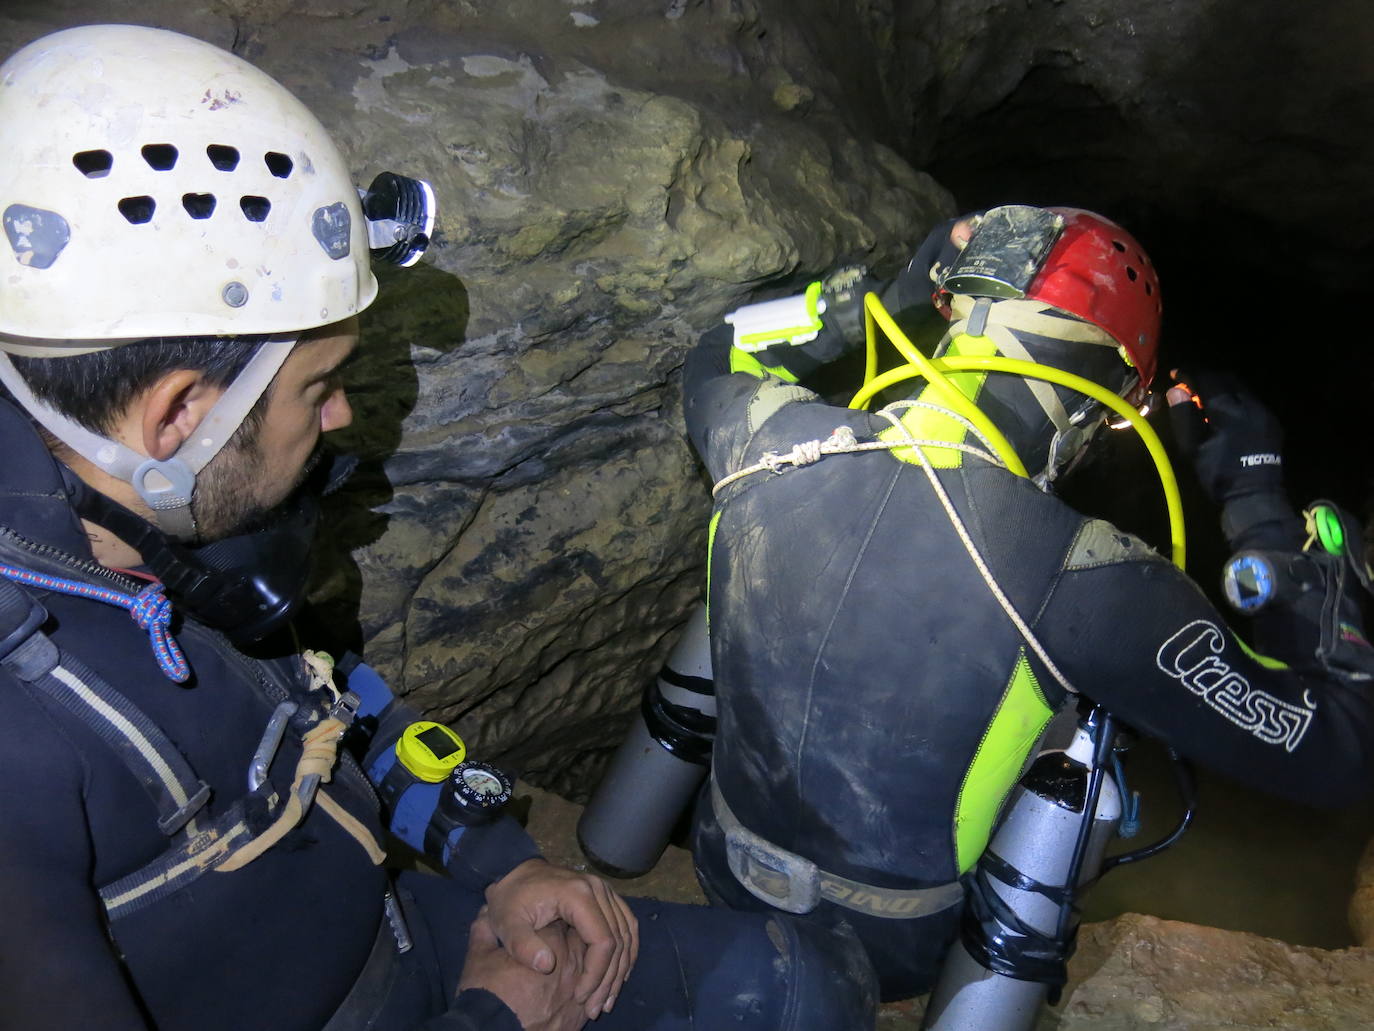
1313, 504, 1345, 556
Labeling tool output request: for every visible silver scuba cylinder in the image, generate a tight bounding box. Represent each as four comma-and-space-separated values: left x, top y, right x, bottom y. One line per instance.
578, 601, 716, 877
921, 713, 1121, 1031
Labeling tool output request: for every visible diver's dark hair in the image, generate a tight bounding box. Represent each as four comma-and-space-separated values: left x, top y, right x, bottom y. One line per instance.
9, 336, 270, 436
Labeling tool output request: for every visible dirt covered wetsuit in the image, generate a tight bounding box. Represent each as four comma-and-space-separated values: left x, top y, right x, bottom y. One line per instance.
0, 397, 875, 1031
683, 324, 1374, 999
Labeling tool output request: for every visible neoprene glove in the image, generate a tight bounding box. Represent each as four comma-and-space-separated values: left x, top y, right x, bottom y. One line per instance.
766, 215, 965, 375
1167, 370, 1300, 549
791, 264, 882, 366
885, 216, 964, 315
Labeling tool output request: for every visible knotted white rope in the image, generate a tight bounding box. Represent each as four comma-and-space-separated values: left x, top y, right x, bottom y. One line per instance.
712, 400, 999, 496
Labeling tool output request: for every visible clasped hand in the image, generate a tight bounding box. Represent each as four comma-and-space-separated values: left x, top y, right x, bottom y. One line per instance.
458, 859, 638, 1026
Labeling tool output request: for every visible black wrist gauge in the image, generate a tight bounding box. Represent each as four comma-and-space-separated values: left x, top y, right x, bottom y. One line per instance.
438, 760, 513, 826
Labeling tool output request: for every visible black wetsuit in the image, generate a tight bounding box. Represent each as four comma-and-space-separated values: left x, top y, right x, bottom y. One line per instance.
0, 397, 876, 1030
683, 324, 1374, 998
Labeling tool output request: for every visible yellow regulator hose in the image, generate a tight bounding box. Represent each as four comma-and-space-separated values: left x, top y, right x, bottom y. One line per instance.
851, 293, 1186, 569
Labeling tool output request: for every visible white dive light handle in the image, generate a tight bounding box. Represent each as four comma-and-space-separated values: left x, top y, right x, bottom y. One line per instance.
725, 281, 826, 352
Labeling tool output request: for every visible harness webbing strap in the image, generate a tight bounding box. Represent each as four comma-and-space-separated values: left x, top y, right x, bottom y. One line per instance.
712, 777, 965, 920
216, 716, 357, 872
0, 577, 210, 836
947, 295, 1117, 348
944, 295, 1116, 434
97, 796, 271, 920
0, 568, 383, 921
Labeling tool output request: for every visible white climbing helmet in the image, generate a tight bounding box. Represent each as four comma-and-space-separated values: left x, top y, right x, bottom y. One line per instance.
0, 23, 377, 355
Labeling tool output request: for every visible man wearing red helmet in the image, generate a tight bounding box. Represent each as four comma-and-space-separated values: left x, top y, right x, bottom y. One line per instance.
678, 204, 1374, 1000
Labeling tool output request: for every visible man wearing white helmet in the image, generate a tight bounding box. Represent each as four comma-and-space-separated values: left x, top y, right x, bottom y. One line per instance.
0, 23, 875, 1031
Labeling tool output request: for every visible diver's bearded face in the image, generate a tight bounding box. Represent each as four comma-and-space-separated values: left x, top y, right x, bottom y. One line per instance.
189, 319, 357, 542
191, 431, 326, 541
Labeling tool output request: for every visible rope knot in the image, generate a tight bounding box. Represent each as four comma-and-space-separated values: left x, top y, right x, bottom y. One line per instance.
130, 583, 173, 631
0, 564, 190, 684
790, 439, 823, 465
298, 717, 347, 782
130, 584, 189, 684
825, 426, 859, 450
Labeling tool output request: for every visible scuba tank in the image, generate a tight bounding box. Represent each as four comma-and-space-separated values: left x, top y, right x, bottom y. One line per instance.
922, 708, 1124, 1031
578, 601, 716, 877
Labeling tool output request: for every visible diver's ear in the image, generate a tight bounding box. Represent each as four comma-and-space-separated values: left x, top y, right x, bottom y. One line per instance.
137, 369, 225, 460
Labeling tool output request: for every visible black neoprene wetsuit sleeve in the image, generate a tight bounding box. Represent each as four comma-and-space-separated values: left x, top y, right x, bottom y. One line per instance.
419, 991, 522, 1031
1034, 538, 1374, 807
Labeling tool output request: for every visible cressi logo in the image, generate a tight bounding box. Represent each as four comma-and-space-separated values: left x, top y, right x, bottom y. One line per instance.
1155, 619, 1313, 751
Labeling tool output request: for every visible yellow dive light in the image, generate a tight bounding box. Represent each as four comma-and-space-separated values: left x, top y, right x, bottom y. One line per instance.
850, 292, 1187, 570
395, 721, 468, 782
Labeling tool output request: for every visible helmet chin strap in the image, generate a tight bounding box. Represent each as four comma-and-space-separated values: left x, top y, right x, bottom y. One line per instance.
942, 295, 1134, 488
1039, 400, 1109, 490
0, 336, 297, 540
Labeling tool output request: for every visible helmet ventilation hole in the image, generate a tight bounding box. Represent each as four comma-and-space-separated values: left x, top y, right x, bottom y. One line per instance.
240, 196, 271, 222
117, 196, 156, 224
141, 144, 179, 171
1144, 281, 1153, 296
182, 193, 217, 219
1126, 266, 1138, 281
72, 150, 114, 178
207, 144, 241, 171
1112, 240, 1126, 252
264, 151, 294, 178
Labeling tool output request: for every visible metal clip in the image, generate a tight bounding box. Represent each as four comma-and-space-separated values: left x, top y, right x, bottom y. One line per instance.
383, 890, 413, 954
329, 689, 361, 728
248, 700, 299, 792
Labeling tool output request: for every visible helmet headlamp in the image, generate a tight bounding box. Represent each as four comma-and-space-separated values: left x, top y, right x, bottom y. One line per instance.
360, 172, 437, 268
